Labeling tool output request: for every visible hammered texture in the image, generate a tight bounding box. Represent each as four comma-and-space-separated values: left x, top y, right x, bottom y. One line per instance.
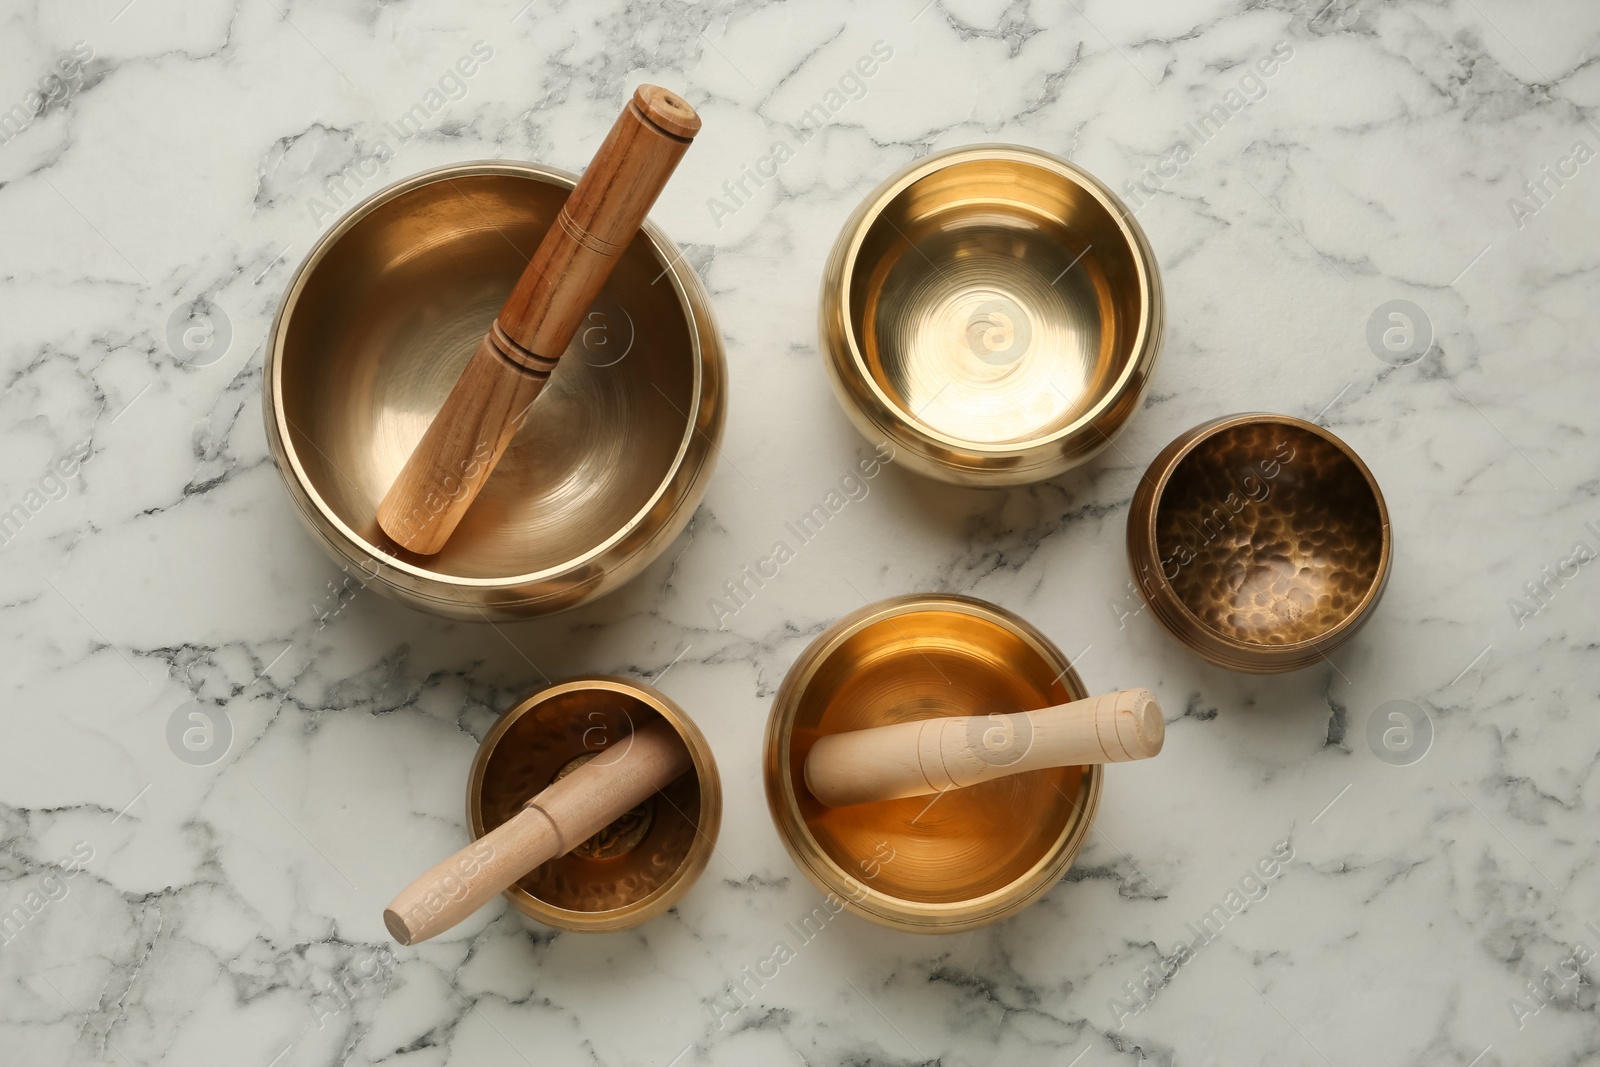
479, 691, 701, 915
1153, 423, 1384, 645
551, 752, 655, 860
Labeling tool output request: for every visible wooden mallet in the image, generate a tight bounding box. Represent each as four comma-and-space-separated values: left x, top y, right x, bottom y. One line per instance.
803, 689, 1164, 808
376, 85, 701, 555
384, 718, 692, 945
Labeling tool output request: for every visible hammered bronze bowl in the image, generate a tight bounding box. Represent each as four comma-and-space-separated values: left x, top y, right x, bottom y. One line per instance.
1127, 414, 1391, 674
763, 594, 1101, 933
469, 676, 720, 933
820, 145, 1163, 486
264, 161, 724, 620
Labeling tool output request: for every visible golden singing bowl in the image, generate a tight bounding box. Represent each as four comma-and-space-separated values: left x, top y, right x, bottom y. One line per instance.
763, 594, 1101, 933
265, 162, 724, 620
469, 676, 720, 933
1127, 414, 1391, 674
820, 145, 1163, 486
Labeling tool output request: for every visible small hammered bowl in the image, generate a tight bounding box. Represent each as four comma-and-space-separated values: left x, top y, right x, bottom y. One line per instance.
469, 676, 720, 933
820, 145, 1163, 486
1127, 414, 1391, 673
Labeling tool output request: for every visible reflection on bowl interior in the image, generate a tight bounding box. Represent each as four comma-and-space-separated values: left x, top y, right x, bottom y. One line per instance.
279, 171, 696, 580
788, 608, 1084, 904
1154, 421, 1384, 646
848, 158, 1144, 445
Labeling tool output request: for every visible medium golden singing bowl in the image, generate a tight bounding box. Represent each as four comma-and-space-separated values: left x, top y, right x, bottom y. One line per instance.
763, 594, 1101, 933
1127, 414, 1391, 674
469, 676, 720, 933
820, 145, 1163, 486
265, 162, 724, 620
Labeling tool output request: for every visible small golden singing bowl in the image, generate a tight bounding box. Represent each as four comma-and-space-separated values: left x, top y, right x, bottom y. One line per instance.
265, 162, 725, 619
1127, 414, 1391, 674
763, 594, 1101, 933
469, 676, 720, 933
820, 145, 1163, 486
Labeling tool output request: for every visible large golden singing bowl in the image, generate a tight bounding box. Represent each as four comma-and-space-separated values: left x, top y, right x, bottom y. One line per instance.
1127, 415, 1391, 674
763, 594, 1101, 933
820, 145, 1163, 486
469, 677, 720, 933
264, 162, 724, 619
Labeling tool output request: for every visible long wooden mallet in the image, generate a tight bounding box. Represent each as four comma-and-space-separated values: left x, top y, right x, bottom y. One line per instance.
384, 718, 692, 945
803, 689, 1164, 808
376, 86, 701, 555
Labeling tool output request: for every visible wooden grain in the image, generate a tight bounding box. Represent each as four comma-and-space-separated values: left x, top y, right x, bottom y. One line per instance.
383, 718, 693, 945
803, 688, 1163, 808
376, 85, 700, 554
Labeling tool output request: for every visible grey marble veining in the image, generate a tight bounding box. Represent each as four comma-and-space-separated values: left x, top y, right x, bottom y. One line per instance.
1, 1, 1597, 1065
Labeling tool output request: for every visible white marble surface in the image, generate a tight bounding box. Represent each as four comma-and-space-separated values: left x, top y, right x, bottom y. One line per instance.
2, 1, 1598, 1064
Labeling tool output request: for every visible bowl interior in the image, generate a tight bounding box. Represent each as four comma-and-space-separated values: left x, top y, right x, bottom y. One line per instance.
478, 687, 703, 915
278, 169, 697, 580
1154, 421, 1385, 646
787, 608, 1086, 905
847, 156, 1144, 447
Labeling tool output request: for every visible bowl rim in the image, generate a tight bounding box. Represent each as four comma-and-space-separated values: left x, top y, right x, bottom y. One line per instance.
833, 143, 1159, 456
467, 674, 721, 932
266, 160, 709, 589
762, 592, 1103, 933
1132, 412, 1393, 657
